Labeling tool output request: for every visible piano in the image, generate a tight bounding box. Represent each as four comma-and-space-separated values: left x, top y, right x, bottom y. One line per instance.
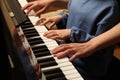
0, 0, 84, 80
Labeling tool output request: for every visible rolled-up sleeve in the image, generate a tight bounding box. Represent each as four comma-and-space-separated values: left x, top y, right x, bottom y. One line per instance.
70, 27, 94, 42
69, 3, 120, 43
56, 13, 68, 29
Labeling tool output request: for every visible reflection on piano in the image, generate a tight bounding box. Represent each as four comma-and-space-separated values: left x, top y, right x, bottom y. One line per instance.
0, 0, 84, 80
0, 8, 12, 80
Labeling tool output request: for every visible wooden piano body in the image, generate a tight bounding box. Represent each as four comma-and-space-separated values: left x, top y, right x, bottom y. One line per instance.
0, 0, 39, 80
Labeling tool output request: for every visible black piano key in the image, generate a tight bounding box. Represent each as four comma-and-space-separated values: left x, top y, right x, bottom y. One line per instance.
23, 29, 37, 34
29, 39, 44, 46
21, 27, 39, 38
21, 24, 33, 28
31, 44, 47, 50
25, 33, 39, 38
21, 22, 34, 29
32, 48, 49, 54
37, 57, 55, 63
32, 47, 47, 52
27, 36, 43, 42
43, 68, 67, 80
43, 68, 62, 74
45, 72, 65, 80
34, 51, 51, 57
21, 22, 31, 27
24, 20, 32, 25
40, 60, 58, 68
32, 47, 50, 57
22, 27, 35, 31
19, 18, 68, 80
37, 57, 57, 68
22, 28, 37, 35
22, 19, 31, 24
52, 77, 67, 80
22, 27, 37, 32
31, 43, 46, 48
32, 44, 48, 52
27, 36, 44, 45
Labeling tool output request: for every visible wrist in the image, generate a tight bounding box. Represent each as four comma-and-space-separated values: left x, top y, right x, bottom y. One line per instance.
87, 39, 99, 53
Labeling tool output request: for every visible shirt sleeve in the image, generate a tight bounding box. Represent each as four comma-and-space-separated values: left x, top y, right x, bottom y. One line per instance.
70, 27, 94, 43
56, 12, 68, 29
69, 4, 120, 43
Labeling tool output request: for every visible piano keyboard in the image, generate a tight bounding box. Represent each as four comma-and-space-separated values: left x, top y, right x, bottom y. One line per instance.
17, 0, 84, 80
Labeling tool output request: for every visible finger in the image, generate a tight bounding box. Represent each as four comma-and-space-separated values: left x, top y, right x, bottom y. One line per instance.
54, 48, 74, 59
44, 31, 60, 40
35, 19, 41, 25
41, 18, 51, 25
52, 44, 69, 54
54, 52, 67, 59
21, 3, 32, 10
35, 18, 46, 25
48, 35, 60, 40
44, 30, 55, 36
51, 46, 65, 54
48, 22, 56, 29
69, 54, 77, 61
35, 7, 46, 16
26, 4, 36, 15
44, 32, 57, 39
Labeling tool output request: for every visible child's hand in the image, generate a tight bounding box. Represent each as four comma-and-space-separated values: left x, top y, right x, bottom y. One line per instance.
43, 29, 71, 41
36, 15, 63, 29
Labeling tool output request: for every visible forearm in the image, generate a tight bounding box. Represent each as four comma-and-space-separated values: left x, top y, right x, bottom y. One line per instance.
89, 23, 120, 52
50, 0, 68, 9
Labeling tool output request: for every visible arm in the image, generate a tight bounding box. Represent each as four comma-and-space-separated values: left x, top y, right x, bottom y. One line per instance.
51, 23, 120, 61
22, 0, 68, 16
90, 22, 120, 52
51, 0, 68, 9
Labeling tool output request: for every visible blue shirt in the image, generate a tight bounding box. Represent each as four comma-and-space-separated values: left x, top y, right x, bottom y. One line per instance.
57, 0, 120, 78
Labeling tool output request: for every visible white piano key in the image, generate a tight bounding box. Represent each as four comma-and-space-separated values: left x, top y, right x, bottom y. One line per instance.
63, 69, 80, 75
34, 26, 59, 50
54, 57, 69, 63
17, 1, 84, 78
60, 66, 76, 71
41, 65, 61, 72
64, 73, 82, 80
59, 62, 82, 79
66, 73, 82, 80
36, 55, 54, 61
35, 28, 58, 43
18, 0, 28, 7
34, 25, 84, 79
28, 16, 39, 25
18, 0, 35, 16
41, 61, 72, 71
17, 27, 38, 66
72, 78, 84, 80
58, 62, 73, 68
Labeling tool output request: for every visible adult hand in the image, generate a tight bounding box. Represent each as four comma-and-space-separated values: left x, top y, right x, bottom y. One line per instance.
44, 29, 71, 40
21, 0, 53, 16
36, 15, 62, 29
51, 42, 96, 61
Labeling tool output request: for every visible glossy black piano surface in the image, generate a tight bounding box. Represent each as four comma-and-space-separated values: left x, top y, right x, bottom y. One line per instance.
0, 0, 39, 80
1, 0, 69, 79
